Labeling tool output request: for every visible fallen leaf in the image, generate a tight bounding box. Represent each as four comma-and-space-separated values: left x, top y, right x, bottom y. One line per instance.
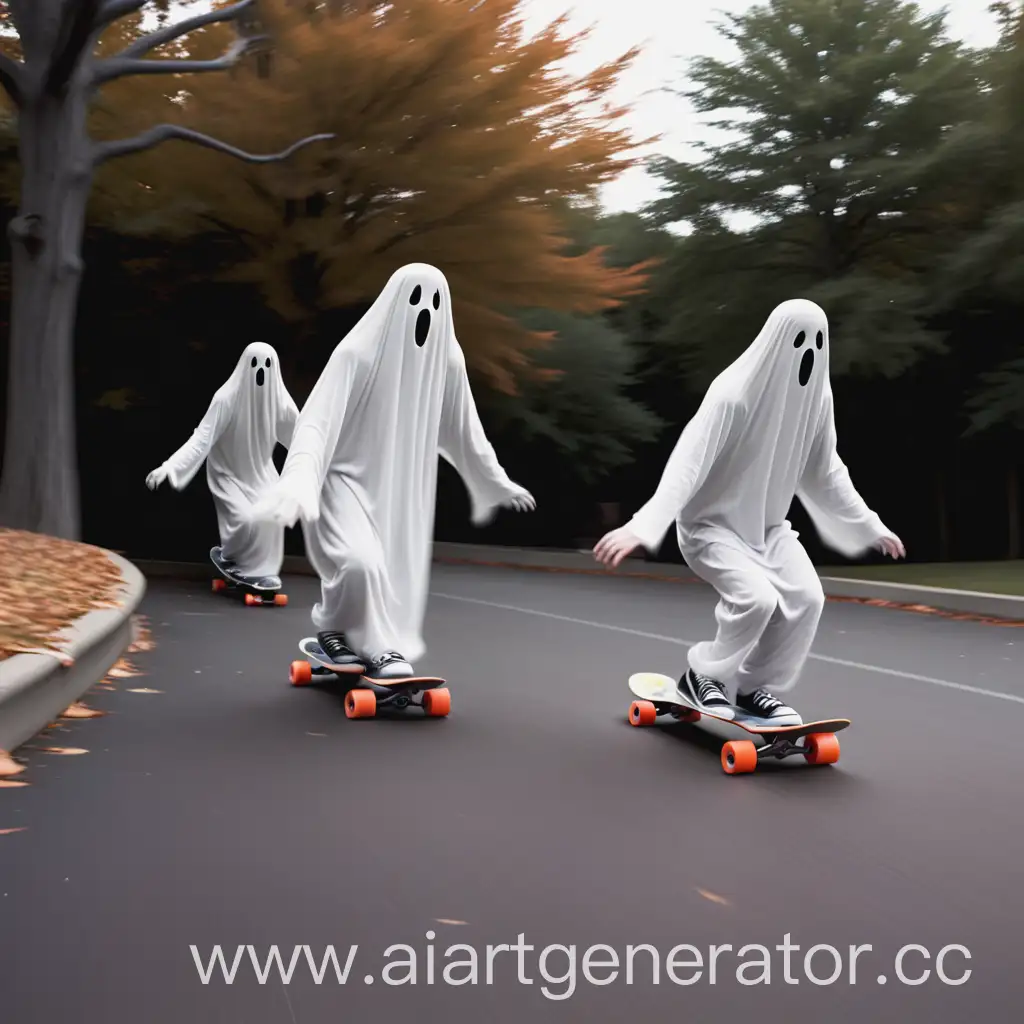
126, 688, 162, 694
0, 780, 29, 788
434, 919, 468, 926
696, 888, 732, 906
0, 752, 25, 777
97, 685, 117, 691
61, 702, 105, 719
0, 827, 27, 836
127, 619, 156, 654
38, 747, 89, 756
106, 657, 143, 679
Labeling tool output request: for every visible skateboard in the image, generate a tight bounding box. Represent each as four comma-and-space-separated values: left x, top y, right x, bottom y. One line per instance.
288, 637, 451, 719
627, 672, 849, 775
209, 546, 288, 607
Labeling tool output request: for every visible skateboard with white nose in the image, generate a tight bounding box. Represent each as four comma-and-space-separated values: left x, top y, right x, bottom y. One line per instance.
289, 637, 451, 719
627, 672, 849, 775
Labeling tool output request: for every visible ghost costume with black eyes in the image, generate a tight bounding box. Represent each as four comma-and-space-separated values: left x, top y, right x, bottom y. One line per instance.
151, 342, 299, 579
627, 299, 892, 695
250, 263, 529, 665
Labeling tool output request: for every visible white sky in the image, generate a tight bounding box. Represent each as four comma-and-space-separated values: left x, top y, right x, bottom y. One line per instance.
520, 0, 1002, 212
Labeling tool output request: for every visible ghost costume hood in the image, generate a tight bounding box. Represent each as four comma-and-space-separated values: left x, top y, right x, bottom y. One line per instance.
628, 299, 889, 558
270, 263, 521, 661
159, 341, 299, 577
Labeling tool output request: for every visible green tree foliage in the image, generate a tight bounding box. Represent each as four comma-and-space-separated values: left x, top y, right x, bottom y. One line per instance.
647, 0, 981, 389
933, 2, 1024, 434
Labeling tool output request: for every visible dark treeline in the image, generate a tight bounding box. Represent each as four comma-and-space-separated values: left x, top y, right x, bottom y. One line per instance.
1, 0, 1022, 566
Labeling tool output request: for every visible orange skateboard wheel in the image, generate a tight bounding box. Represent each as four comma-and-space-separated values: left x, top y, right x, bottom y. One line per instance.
244, 593, 257, 606
289, 660, 312, 686
629, 699, 657, 726
274, 594, 288, 606
804, 732, 840, 765
676, 708, 700, 724
212, 578, 226, 592
721, 739, 757, 774
345, 688, 377, 719
422, 687, 451, 717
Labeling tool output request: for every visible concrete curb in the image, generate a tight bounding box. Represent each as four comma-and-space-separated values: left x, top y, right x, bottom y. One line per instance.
131, 541, 1024, 623
0, 551, 148, 754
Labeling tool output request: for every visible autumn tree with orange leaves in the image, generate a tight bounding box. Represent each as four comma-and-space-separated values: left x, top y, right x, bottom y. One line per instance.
90, 0, 653, 391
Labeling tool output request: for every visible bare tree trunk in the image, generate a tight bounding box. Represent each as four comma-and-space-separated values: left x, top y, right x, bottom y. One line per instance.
0, 91, 92, 539
1009, 463, 1021, 561
0, 0, 331, 540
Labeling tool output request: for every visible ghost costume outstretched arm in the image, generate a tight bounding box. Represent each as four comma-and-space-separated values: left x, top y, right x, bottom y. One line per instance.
160, 396, 229, 490
797, 392, 888, 558
627, 390, 740, 552
438, 342, 519, 526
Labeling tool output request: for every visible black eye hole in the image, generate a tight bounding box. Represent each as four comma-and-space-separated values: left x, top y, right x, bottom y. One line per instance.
793, 331, 806, 349
815, 330, 823, 350
432, 289, 440, 310
265, 358, 271, 368
251, 356, 258, 367
409, 284, 422, 305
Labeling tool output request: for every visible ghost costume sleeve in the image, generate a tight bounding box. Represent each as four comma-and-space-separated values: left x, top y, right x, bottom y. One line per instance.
276, 390, 300, 450
627, 389, 739, 553
797, 392, 888, 557
438, 342, 517, 526
274, 346, 360, 516
160, 396, 229, 490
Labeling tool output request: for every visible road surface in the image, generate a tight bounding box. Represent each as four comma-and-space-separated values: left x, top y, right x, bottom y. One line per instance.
1, 563, 1021, 1022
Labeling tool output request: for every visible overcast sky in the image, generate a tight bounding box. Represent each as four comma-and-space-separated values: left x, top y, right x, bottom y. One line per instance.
519, 0, 1002, 212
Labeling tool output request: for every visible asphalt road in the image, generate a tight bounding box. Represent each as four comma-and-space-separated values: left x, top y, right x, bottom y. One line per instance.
1, 563, 1022, 1023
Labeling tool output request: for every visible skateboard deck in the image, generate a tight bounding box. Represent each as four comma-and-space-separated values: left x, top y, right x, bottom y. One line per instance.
627, 672, 849, 775
210, 547, 288, 607
289, 637, 450, 719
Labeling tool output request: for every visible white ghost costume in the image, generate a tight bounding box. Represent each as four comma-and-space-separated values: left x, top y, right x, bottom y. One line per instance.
252, 263, 528, 663
627, 299, 892, 694
154, 342, 299, 579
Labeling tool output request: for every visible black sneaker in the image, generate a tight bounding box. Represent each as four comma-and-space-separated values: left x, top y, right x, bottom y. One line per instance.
316, 631, 365, 673
365, 650, 414, 682
679, 669, 733, 714
735, 688, 802, 725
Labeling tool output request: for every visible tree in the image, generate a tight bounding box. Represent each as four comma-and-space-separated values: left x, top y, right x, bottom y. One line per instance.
928, 1, 1024, 558
0, 0, 332, 539
934, 2, 1024, 432
85, 0, 650, 392
647, 0, 980, 388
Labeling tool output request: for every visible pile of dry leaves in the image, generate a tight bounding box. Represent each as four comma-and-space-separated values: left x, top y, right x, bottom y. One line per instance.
0, 528, 126, 662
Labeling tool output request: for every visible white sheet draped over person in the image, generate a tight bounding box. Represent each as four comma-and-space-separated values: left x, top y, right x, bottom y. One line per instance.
248, 263, 535, 681
145, 342, 299, 581
594, 299, 904, 725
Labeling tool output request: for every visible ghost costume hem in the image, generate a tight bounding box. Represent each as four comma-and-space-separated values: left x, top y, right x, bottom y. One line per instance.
158, 343, 298, 579
627, 299, 890, 695
265, 263, 521, 664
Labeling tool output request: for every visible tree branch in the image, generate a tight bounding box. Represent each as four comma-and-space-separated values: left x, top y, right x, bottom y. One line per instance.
92, 36, 264, 85
0, 52, 23, 108
115, 0, 257, 60
46, 0, 105, 95
92, 124, 334, 166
